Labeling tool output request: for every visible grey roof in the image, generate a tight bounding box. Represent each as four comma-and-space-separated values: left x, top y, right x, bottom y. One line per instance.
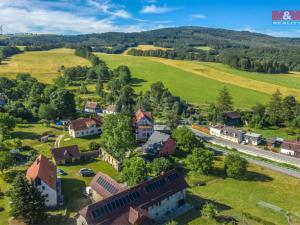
245, 132, 262, 138
221, 126, 244, 139
143, 131, 170, 154
154, 125, 171, 131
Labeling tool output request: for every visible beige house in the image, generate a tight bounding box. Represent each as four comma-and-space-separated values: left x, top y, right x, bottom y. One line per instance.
68, 117, 102, 138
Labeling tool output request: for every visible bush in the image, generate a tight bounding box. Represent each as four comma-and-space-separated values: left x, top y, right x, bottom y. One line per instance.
224, 154, 248, 179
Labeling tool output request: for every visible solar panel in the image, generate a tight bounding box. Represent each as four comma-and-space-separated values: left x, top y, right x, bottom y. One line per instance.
144, 178, 166, 193
96, 176, 118, 194
168, 173, 179, 181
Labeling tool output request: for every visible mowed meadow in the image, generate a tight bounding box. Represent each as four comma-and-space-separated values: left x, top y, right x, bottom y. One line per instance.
1, 48, 300, 108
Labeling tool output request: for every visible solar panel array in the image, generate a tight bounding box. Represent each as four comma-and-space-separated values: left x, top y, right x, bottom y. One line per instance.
168, 173, 179, 181
144, 178, 167, 193
96, 176, 118, 194
91, 191, 141, 219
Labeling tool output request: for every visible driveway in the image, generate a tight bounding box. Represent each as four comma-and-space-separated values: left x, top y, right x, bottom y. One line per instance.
54, 134, 65, 148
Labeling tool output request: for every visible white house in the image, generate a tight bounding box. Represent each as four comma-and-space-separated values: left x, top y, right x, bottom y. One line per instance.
209, 125, 224, 137
77, 170, 187, 225
84, 101, 102, 114
103, 105, 117, 115
135, 110, 154, 141
280, 141, 300, 157
26, 155, 58, 207
244, 132, 262, 145
68, 117, 102, 138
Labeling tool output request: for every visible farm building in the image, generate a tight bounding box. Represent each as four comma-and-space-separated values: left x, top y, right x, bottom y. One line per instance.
69, 117, 102, 138
135, 110, 154, 142
280, 141, 300, 157
77, 170, 187, 225
224, 111, 242, 126
51, 145, 80, 165
142, 131, 176, 157
26, 155, 61, 207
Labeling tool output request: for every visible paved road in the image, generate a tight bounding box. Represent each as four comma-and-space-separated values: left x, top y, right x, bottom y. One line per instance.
205, 143, 300, 179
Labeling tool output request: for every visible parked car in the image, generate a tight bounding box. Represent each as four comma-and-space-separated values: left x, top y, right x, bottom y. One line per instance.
57, 168, 67, 175
79, 168, 95, 177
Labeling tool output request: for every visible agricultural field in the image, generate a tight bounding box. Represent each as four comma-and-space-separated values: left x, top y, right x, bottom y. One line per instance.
194, 46, 214, 51
0, 48, 90, 83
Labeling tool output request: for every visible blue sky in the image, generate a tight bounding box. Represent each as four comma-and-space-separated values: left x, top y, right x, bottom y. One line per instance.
0, 0, 299, 37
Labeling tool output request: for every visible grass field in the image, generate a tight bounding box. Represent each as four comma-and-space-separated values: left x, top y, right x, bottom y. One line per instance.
0, 48, 90, 83
194, 46, 214, 51
176, 156, 300, 225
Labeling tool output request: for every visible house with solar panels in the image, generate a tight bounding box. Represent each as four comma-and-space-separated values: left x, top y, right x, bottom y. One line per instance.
87, 172, 126, 202
77, 170, 187, 225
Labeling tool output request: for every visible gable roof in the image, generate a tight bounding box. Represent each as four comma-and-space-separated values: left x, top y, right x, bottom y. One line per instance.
281, 141, 300, 152
245, 132, 262, 138
90, 172, 125, 199
225, 111, 241, 119
51, 145, 80, 161
135, 110, 153, 123
79, 170, 187, 225
221, 126, 244, 139
69, 117, 102, 131
86, 102, 100, 110
142, 131, 171, 154
26, 154, 56, 190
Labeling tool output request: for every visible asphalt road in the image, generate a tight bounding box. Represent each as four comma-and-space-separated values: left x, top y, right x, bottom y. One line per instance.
191, 128, 300, 179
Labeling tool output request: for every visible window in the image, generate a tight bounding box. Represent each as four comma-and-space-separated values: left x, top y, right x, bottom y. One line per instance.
35, 178, 41, 186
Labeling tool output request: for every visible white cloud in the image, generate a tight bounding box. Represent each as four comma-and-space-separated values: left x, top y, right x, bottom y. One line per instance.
190, 14, 207, 19
140, 4, 176, 14
0, 0, 137, 34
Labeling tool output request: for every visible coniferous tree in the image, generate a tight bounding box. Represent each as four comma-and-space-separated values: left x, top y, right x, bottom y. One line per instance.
217, 86, 233, 112
10, 174, 47, 225
95, 78, 104, 97
267, 89, 282, 126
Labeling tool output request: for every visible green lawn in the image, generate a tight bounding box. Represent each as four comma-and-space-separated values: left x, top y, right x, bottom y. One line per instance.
59, 134, 102, 151
244, 126, 298, 140
175, 156, 300, 225
96, 53, 270, 109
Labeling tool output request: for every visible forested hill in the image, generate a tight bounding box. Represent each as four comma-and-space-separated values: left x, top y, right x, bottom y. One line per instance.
1, 26, 300, 73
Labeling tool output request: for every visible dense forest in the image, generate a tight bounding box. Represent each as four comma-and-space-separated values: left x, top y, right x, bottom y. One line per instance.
1, 26, 300, 73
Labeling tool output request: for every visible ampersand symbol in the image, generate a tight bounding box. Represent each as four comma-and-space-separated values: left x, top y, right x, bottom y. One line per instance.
283, 11, 292, 20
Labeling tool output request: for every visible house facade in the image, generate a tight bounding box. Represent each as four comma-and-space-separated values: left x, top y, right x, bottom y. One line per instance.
244, 132, 262, 145
209, 125, 224, 137
84, 102, 102, 114
26, 155, 58, 207
51, 145, 81, 165
280, 141, 300, 157
135, 110, 154, 141
142, 131, 176, 157
69, 117, 102, 138
103, 105, 117, 115
77, 170, 187, 225
219, 126, 245, 143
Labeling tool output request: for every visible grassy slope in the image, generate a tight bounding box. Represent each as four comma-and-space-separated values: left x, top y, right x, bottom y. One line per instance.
97, 53, 270, 109
0, 48, 90, 83
177, 156, 300, 225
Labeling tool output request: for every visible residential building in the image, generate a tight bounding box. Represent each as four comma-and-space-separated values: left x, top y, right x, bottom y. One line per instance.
142, 131, 176, 157
26, 154, 60, 207
87, 172, 125, 202
100, 148, 122, 172
280, 141, 300, 157
85, 102, 102, 114
220, 126, 245, 143
103, 105, 117, 115
51, 145, 81, 165
209, 125, 224, 137
135, 110, 154, 141
69, 117, 102, 138
224, 111, 242, 126
244, 132, 263, 145
77, 170, 187, 225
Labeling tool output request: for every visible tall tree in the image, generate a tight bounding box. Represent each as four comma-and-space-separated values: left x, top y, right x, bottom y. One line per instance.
102, 114, 135, 159
186, 148, 214, 174
95, 78, 104, 97
150, 158, 173, 176
267, 89, 282, 126
0, 113, 16, 139
50, 88, 76, 118
0, 151, 14, 173
172, 127, 203, 152
120, 157, 148, 186
224, 154, 248, 180
38, 104, 57, 121
10, 174, 47, 225
217, 86, 233, 112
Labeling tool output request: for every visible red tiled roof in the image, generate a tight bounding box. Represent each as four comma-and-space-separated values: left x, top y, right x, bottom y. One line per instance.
69, 117, 102, 131
51, 145, 80, 161
90, 172, 125, 199
79, 170, 187, 225
26, 154, 56, 190
281, 141, 300, 152
135, 110, 153, 123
